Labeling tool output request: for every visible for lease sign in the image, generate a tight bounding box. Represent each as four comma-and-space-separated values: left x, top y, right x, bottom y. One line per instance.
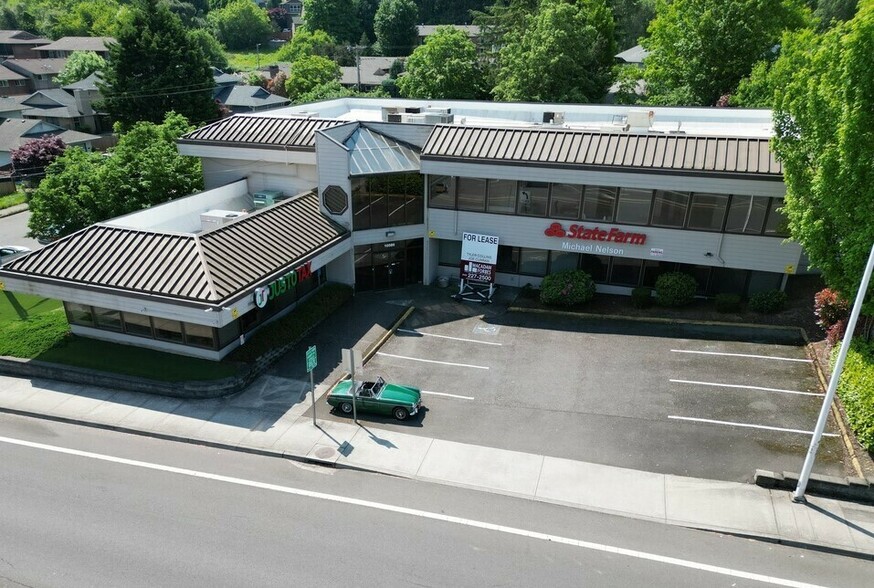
461, 232, 499, 265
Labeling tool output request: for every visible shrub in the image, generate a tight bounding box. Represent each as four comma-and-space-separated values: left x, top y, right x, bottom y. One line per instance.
714, 293, 742, 313
827, 319, 847, 347
654, 272, 697, 307
748, 289, 788, 314
631, 287, 653, 308
539, 270, 596, 307
814, 288, 849, 330
834, 340, 874, 450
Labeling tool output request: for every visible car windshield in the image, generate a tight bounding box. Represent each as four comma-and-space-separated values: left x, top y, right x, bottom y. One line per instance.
374, 376, 385, 395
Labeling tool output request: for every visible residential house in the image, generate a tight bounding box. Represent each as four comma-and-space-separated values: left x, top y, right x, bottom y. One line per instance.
33, 36, 113, 59
214, 85, 291, 114
0, 118, 99, 166
615, 45, 649, 68
0, 96, 26, 121
340, 57, 402, 92
0, 63, 29, 96
0, 30, 51, 59
1, 58, 68, 92
19, 88, 107, 133
416, 24, 480, 46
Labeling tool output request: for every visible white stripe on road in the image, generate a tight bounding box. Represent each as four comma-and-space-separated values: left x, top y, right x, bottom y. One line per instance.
377, 352, 489, 370
421, 390, 475, 400
668, 416, 839, 437
670, 379, 825, 397
671, 349, 812, 362
0, 435, 830, 588
398, 328, 502, 346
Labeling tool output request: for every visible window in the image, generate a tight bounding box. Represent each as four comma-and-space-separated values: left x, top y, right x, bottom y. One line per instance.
641, 261, 678, 288
687, 193, 728, 231
486, 179, 516, 214
217, 321, 240, 348
710, 268, 748, 296
582, 186, 616, 221
549, 250, 579, 273
615, 188, 652, 225
457, 177, 486, 211
438, 240, 461, 266
496, 246, 519, 273
609, 257, 643, 286
428, 175, 454, 208
579, 254, 609, 282
65, 302, 93, 326
184, 323, 216, 348
517, 181, 549, 216
93, 307, 122, 331
353, 173, 423, 228
724, 195, 767, 234
518, 248, 548, 276
550, 183, 582, 219
650, 190, 689, 228
352, 178, 371, 230
123, 313, 153, 337
154, 317, 184, 343
764, 199, 789, 236
0, 80, 7, 87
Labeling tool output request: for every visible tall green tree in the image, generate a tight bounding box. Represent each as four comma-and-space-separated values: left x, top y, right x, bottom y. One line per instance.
493, 0, 616, 104
45, 0, 124, 38
374, 0, 419, 55
302, 0, 361, 43
608, 0, 656, 49
472, 0, 538, 90
27, 112, 203, 241
275, 28, 337, 63
355, 0, 380, 42
771, 0, 874, 308
642, 0, 811, 105
285, 54, 341, 100
55, 51, 106, 86
188, 27, 229, 70
815, 0, 859, 28
398, 26, 482, 99
98, 0, 218, 129
207, 0, 273, 50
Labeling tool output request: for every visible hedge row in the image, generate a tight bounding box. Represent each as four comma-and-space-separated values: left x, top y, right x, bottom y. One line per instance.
834, 339, 874, 451
228, 283, 353, 364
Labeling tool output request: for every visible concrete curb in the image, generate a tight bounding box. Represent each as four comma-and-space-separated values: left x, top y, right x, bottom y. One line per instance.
0, 202, 28, 218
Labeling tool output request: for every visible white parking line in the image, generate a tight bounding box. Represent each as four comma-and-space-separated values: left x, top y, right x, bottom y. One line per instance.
398, 328, 502, 346
421, 390, 475, 400
670, 379, 825, 397
376, 352, 489, 370
671, 349, 812, 363
668, 415, 839, 437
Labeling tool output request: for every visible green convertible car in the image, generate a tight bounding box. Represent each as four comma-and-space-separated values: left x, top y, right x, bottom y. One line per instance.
327, 376, 422, 421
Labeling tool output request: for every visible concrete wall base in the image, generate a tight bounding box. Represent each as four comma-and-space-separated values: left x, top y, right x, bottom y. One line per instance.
755, 469, 874, 505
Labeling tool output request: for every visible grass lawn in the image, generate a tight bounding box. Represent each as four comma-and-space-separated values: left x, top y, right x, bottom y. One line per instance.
0, 291, 241, 381
227, 49, 282, 72
0, 191, 27, 210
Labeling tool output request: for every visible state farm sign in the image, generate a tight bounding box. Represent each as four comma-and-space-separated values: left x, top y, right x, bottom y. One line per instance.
544, 222, 647, 245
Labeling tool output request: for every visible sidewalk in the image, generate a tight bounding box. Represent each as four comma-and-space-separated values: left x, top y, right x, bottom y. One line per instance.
2, 285, 874, 559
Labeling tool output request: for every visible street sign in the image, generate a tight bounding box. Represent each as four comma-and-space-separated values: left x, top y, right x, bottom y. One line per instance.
306, 345, 317, 372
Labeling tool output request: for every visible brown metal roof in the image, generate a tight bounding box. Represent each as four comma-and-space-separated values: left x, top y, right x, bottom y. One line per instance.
421, 125, 783, 177
2, 191, 348, 305
179, 115, 345, 149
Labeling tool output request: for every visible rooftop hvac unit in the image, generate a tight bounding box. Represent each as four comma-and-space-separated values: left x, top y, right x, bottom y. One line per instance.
200, 210, 247, 232
253, 189, 286, 209
627, 109, 654, 129
387, 113, 403, 122
543, 111, 564, 124
423, 112, 454, 124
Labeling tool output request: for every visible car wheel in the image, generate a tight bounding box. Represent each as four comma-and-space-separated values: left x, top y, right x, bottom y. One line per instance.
339, 402, 353, 415
393, 406, 409, 421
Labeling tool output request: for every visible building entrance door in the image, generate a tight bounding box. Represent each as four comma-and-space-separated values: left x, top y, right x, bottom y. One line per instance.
354, 239, 423, 292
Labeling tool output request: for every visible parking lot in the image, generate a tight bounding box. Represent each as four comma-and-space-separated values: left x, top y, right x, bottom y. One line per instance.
320, 307, 844, 483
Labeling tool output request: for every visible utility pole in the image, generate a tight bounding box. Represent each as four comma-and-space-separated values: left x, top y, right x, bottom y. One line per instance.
256, 43, 261, 71
346, 45, 366, 92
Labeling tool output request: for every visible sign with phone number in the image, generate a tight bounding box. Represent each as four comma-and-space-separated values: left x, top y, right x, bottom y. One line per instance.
461, 261, 496, 283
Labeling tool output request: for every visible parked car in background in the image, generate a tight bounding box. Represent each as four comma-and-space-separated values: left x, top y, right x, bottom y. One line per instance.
327, 376, 422, 421
0, 245, 31, 264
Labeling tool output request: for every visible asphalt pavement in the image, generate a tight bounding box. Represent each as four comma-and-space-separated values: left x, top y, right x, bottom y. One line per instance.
1, 282, 874, 559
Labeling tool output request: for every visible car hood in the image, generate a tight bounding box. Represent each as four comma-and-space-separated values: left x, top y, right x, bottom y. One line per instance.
379, 383, 421, 404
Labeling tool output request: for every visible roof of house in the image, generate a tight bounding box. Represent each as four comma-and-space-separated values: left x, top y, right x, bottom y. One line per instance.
3, 58, 68, 76
615, 44, 649, 65
0, 96, 26, 114
2, 191, 349, 304
179, 114, 344, 149
20, 89, 82, 119
0, 30, 51, 45
33, 36, 114, 53
0, 118, 99, 152
421, 124, 783, 178
0, 63, 27, 81
62, 71, 102, 91
213, 85, 290, 110
340, 56, 400, 86
416, 25, 480, 38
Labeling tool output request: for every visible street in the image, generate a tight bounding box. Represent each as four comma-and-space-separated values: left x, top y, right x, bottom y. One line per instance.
0, 412, 867, 588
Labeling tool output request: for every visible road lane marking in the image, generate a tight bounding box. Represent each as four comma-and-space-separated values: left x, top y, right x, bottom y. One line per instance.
398, 328, 502, 346
0, 435, 830, 588
668, 416, 839, 437
376, 352, 489, 370
670, 379, 825, 397
671, 349, 812, 362
421, 390, 475, 400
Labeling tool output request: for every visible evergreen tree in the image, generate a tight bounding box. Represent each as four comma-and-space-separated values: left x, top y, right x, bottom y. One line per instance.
374, 0, 419, 56
98, 0, 218, 129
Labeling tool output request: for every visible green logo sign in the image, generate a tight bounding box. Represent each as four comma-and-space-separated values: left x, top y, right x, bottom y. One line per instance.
306, 345, 317, 372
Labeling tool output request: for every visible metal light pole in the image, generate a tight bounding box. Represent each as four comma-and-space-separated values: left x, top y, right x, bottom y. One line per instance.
793, 242, 874, 502
256, 43, 261, 71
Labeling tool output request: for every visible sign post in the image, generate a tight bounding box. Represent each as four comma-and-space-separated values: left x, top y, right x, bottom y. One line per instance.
306, 345, 318, 426
341, 348, 362, 424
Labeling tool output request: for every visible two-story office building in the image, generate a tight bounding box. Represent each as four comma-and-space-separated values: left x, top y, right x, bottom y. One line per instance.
0, 99, 805, 359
